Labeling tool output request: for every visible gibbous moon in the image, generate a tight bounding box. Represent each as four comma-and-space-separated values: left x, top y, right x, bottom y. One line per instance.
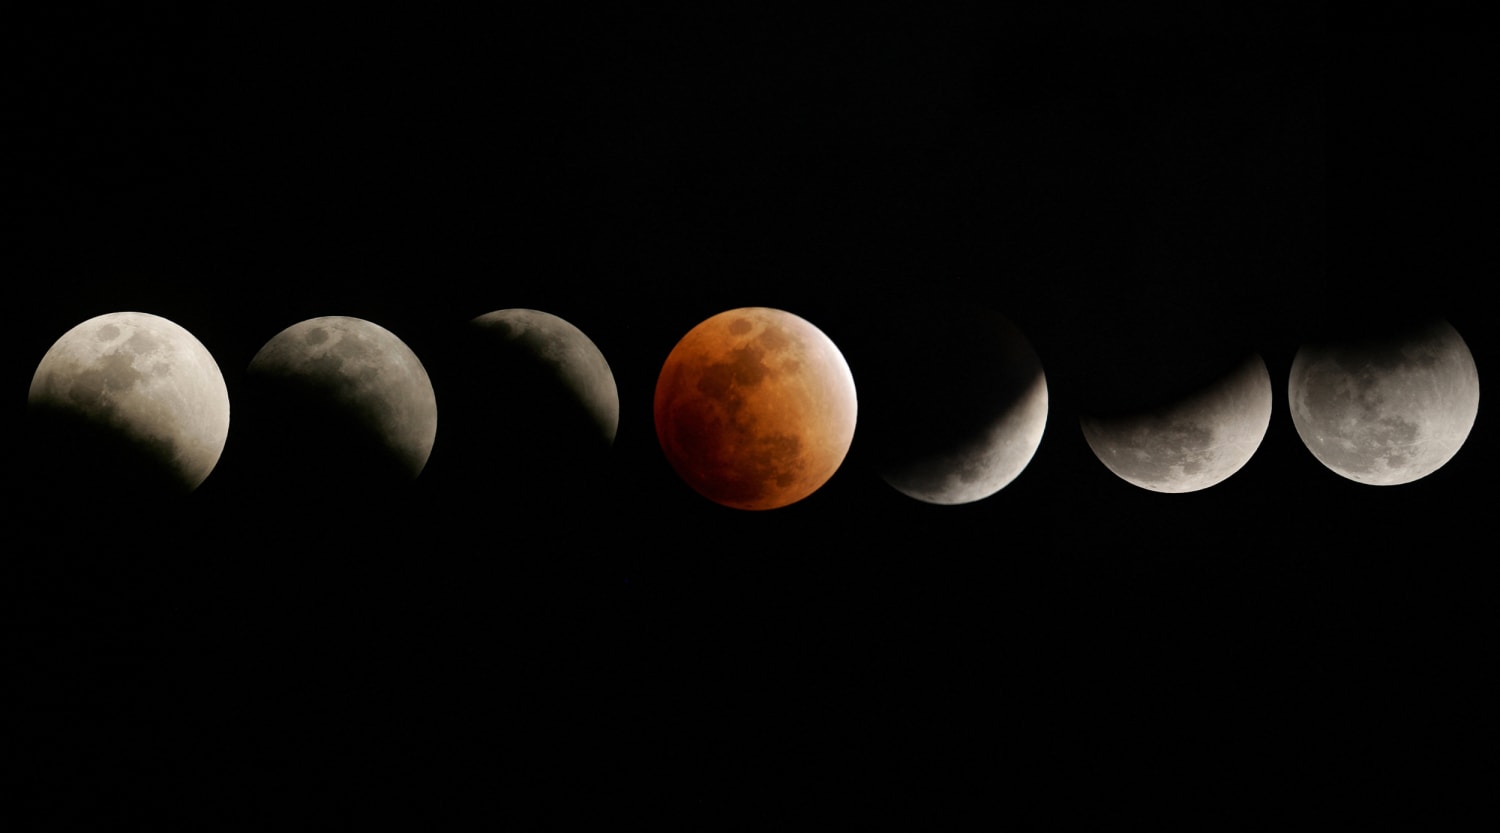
245, 316, 437, 483
1081, 353, 1272, 493
851, 304, 1048, 505
1288, 317, 1479, 485
654, 307, 857, 510
28, 311, 231, 494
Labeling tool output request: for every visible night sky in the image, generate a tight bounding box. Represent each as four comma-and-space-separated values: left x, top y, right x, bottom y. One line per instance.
7, 7, 1490, 829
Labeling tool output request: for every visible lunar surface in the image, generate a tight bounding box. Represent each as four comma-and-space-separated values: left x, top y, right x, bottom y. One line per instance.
1288, 317, 1479, 485
28, 311, 231, 494
851, 304, 1047, 505
1080, 353, 1272, 493
654, 307, 857, 510
246, 316, 438, 483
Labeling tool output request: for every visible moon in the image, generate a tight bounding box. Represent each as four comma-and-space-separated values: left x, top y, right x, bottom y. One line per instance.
466, 308, 619, 447
654, 307, 857, 510
245, 316, 438, 484
439, 309, 619, 496
849, 303, 1047, 505
1080, 353, 1272, 493
1288, 317, 1479, 485
27, 311, 231, 494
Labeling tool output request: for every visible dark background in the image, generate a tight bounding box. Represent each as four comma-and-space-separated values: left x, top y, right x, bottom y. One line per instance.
5, 5, 1491, 829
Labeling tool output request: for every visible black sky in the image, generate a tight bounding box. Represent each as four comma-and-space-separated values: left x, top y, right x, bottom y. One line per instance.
6, 7, 1491, 829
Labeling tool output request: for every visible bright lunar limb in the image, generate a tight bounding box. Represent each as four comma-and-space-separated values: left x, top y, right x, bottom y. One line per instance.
654, 307, 857, 510
247, 316, 437, 481
28, 311, 231, 493
1080, 353, 1272, 493
1288, 317, 1479, 485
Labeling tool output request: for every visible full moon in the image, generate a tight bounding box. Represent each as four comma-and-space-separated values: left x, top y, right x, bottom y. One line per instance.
245, 316, 438, 484
849, 303, 1048, 505
1080, 353, 1272, 493
28, 311, 231, 494
654, 307, 857, 510
1288, 317, 1479, 485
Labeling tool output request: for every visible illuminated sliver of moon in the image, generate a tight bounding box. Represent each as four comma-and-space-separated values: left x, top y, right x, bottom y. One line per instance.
851, 303, 1048, 505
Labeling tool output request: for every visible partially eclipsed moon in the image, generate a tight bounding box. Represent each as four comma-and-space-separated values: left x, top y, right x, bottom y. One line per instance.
28, 311, 231, 493
654, 307, 857, 510
438, 309, 620, 500
468, 309, 619, 448
247, 316, 438, 481
855, 304, 1048, 505
1080, 353, 1272, 493
1288, 317, 1479, 485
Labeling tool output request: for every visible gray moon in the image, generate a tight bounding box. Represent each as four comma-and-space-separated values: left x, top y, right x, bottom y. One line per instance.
1288, 318, 1479, 485
469, 309, 619, 447
28, 311, 231, 493
853, 304, 1048, 505
1080, 353, 1272, 493
247, 316, 437, 480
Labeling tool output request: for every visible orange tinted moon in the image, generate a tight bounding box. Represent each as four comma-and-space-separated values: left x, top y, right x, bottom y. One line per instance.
654, 307, 858, 510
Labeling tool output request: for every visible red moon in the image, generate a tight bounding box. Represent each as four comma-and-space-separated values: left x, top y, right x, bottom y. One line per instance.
654, 307, 858, 510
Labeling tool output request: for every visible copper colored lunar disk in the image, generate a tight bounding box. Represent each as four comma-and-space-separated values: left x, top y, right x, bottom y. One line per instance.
653, 307, 858, 510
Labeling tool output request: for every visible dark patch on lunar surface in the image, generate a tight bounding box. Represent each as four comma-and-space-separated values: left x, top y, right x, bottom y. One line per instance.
237, 368, 419, 493
699, 343, 770, 400
25, 398, 191, 501
1087, 417, 1216, 484
125, 331, 159, 356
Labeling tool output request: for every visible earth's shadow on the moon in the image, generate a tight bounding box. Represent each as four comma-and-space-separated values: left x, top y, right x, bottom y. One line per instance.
23, 401, 197, 503
1292, 310, 1464, 367
225, 371, 428, 508
1075, 335, 1264, 423
421, 311, 619, 519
